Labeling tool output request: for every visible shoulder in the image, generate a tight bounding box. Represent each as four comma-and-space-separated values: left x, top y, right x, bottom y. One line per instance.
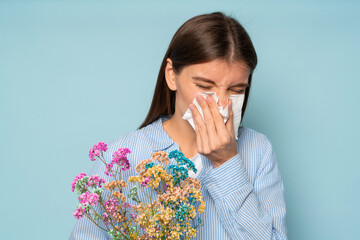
106, 124, 156, 151
103, 119, 163, 163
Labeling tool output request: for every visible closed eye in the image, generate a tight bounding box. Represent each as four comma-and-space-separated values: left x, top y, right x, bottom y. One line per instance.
196, 84, 246, 94
232, 89, 245, 94
195, 84, 212, 90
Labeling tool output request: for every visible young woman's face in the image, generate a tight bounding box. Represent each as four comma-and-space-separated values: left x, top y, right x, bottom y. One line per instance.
165, 58, 251, 119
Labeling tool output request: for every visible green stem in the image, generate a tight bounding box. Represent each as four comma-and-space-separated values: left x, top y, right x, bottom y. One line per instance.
84, 212, 108, 232
86, 202, 128, 239
134, 182, 156, 222
97, 197, 128, 238
91, 156, 132, 237
135, 182, 151, 200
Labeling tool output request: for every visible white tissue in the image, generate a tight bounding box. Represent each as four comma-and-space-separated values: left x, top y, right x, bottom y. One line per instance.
182, 92, 245, 140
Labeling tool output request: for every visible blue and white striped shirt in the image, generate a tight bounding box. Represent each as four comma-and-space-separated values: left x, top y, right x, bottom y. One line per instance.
69, 115, 287, 239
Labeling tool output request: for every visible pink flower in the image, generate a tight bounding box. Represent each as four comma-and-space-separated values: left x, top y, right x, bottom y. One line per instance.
140, 176, 150, 187
87, 175, 105, 188
104, 163, 114, 176
73, 207, 85, 219
78, 192, 99, 206
102, 212, 110, 226
122, 202, 132, 209
71, 173, 87, 192
103, 198, 119, 225
112, 148, 131, 170
104, 198, 119, 217
89, 142, 108, 161
104, 148, 131, 176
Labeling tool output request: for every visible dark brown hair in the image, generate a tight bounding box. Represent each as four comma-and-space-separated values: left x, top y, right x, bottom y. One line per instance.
138, 11, 257, 129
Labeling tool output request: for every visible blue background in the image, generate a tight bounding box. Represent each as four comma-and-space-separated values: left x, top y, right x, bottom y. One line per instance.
1, 1, 359, 239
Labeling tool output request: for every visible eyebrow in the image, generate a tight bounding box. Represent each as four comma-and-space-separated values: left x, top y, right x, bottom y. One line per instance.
192, 76, 249, 88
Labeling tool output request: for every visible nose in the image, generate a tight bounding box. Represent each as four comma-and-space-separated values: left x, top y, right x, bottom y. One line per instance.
217, 91, 229, 109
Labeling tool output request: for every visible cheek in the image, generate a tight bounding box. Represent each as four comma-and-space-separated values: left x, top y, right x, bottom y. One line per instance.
177, 85, 197, 106
180, 93, 194, 110
176, 78, 204, 110
185, 90, 201, 108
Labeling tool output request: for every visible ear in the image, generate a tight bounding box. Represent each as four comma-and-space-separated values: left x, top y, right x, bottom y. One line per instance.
164, 58, 177, 91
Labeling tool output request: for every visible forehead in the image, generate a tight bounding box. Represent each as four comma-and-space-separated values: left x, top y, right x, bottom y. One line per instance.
184, 60, 250, 84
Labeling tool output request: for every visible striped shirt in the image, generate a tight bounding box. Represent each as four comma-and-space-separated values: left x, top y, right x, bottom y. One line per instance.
69, 115, 287, 240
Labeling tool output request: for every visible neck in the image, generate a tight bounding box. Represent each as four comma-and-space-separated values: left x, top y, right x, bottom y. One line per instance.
162, 111, 198, 159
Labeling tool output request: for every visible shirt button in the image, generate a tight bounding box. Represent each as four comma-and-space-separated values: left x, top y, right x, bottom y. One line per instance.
208, 184, 214, 190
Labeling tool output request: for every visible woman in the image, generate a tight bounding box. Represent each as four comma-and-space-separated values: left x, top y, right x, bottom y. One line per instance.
70, 11, 287, 239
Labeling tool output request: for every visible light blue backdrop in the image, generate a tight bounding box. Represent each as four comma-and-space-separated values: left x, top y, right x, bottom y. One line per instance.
1, 1, 359, 239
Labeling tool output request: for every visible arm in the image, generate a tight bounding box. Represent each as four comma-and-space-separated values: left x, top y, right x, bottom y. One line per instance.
201, 135, 287, 240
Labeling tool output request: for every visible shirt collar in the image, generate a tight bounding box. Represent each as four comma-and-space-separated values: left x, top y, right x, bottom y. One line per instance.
147, 114, 178, 152
147, 115, 214, 178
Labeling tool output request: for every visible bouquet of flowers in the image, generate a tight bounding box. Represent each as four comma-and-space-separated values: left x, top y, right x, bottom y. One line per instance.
71, 142, 206, 240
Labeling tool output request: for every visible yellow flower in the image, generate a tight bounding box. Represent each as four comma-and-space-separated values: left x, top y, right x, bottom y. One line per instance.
188, 228, 197, 237
170, 230, 180, 239
128, 176, 141, 183
151, 151, 170, 165
112, 191, 126, 201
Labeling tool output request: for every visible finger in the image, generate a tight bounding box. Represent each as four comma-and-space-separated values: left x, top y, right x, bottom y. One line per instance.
189, 102, 210, 154
207, 95, 228, 136
225, 98, 235, 138
189, 104, 202, 151
191, 105, 208, 154
199, 96, 220, 150
193, 115, 203, 154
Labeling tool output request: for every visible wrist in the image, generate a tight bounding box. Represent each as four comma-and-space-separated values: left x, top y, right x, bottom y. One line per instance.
212, 151, 238, 168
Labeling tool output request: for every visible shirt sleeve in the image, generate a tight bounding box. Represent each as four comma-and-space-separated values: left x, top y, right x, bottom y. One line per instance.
69, 150, 112, 240
201, 135, 287, 240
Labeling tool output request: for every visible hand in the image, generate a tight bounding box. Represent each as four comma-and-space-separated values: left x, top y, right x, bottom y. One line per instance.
189, 94, 238, 168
